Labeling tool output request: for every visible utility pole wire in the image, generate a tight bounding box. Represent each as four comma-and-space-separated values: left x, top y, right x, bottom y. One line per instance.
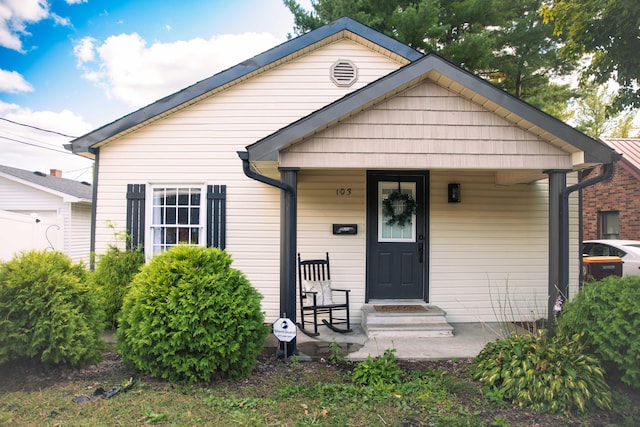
0, 135, 74, 155
1, 127, 69, 149
0, 117, 78, 138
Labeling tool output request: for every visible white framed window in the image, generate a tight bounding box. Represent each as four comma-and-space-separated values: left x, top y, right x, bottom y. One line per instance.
149, 186, 205, 255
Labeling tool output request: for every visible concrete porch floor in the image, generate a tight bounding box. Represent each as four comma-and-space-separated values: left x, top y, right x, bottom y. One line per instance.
267, 322, 513, 361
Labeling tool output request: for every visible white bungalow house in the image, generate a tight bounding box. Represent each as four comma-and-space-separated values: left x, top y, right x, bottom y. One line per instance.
69, 18, 618, 339
0, 165, 92, 263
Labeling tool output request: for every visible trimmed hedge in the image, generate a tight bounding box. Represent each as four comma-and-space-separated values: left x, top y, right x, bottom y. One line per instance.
117, 246, 269, 382
0, 250, 105, 366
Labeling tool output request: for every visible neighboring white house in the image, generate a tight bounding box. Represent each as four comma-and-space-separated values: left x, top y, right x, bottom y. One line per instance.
68, 18, 618, 330
0, 165, 92, 264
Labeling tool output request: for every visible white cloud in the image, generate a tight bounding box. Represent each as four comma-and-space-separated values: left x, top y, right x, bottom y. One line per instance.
73, 36, 96, 64
0, 0, 49, 51
51, 12, 71, 27
65, 0, 87, 4
74, 31, 282, 107
0, 69, 34, 93
0, 102, 94, 181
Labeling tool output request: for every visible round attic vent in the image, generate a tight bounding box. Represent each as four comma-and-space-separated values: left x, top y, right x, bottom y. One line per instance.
330, 60, 358, 87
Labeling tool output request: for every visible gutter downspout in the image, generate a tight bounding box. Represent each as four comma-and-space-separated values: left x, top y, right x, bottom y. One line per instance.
238, 151, 298, 357
89, 148, 99, 270
549, 159, 618, 335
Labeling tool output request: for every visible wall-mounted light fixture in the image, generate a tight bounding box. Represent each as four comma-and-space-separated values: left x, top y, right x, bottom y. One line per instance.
448, 183, 461, 203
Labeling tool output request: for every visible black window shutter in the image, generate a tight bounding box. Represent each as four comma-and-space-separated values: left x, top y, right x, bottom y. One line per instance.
207, 184, 226, 249
126, 184, 146, 250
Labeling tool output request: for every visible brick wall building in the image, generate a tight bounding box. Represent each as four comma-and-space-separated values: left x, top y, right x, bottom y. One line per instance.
581, 138, 640, 241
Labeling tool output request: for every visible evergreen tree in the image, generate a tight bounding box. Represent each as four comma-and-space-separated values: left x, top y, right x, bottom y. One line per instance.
284, 0, 575, 117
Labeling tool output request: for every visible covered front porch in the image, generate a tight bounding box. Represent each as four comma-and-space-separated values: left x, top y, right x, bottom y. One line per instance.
239, 53, 618, 355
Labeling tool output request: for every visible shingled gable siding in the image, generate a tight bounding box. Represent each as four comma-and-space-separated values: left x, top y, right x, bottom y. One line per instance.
582, 164, 640, 240
91, 39, 405, 322
280, 81, 570, 170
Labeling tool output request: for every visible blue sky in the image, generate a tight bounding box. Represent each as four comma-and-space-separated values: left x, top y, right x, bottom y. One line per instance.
0, 0, 311, 181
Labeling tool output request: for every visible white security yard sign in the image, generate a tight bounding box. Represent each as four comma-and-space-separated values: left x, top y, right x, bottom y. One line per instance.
272, 318, 297, 342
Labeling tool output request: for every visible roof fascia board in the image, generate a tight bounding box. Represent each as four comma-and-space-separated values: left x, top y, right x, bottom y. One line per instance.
69, 17, 422, 154
248, 54, 617, 164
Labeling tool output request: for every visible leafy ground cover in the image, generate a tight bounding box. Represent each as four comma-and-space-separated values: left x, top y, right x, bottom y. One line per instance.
0, 337, 638, 426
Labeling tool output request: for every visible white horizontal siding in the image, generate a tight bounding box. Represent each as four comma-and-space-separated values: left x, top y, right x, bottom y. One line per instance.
0, 177, 65, 212
68, 203, 91, 264
297, 170, 367, 324
429, 171, 580, 323
293, 169, 581, 325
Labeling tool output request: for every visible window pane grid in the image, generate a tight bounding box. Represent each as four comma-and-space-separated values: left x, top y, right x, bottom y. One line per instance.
151, 187, 202, 254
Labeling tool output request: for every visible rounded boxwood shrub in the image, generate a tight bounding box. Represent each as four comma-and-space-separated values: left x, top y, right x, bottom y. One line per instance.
93, 245, 145, 329
117, 246, 269, 382
557, 275, 640, 387
470, 330, 612, 414
0, 250, 105, 366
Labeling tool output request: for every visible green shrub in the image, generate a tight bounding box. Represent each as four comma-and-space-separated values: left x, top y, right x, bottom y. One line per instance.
469, 330, 612, 414
0, 250, 105, 366
557, 275, 640, 387
117, 246, 269, 382
352, 348, 401, 389
93, 246, 144, 329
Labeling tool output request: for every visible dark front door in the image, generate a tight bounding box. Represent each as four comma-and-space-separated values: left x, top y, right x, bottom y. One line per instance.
366, 171, 428, 301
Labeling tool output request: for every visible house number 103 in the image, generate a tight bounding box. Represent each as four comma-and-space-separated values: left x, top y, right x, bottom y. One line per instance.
336, 188, 352, 196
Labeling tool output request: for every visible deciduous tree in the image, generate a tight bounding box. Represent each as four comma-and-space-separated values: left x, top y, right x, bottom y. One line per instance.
541, 0, 640, 111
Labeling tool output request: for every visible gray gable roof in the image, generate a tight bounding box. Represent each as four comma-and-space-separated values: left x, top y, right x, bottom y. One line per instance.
68, 17, 423, 155
0, 164, 92, 201
247, 53, 618, 165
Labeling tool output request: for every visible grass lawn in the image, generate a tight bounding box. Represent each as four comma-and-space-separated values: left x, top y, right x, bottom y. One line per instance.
1, 337, 639, 426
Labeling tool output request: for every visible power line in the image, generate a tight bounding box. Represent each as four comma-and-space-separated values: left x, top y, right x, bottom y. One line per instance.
0, 117, 78, 138
1, 127, 68, 150
0, 135, 74, 155
70, 166, 93, 181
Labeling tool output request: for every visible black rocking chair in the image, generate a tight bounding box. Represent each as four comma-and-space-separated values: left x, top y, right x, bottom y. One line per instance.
298, 253, 352, 336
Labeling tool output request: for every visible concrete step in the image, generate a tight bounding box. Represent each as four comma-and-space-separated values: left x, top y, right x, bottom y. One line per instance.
361, 303, 454, 338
